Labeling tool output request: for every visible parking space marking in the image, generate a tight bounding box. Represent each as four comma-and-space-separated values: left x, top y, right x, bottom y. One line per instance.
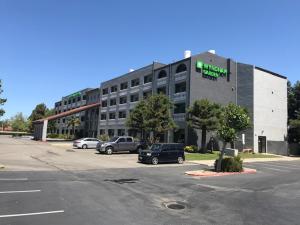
252, 162, 300, 170
0, 178, 28, 181
0, 210, 64, 218
265, 161, 300, 169
0, 190, 41, 194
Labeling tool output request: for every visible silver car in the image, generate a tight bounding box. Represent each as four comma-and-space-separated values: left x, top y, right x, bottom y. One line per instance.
73, 138, 101, 149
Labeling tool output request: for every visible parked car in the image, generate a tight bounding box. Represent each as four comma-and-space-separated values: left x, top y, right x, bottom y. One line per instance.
97, 136, 144, 155
73, 138, 101, 149
138, 143, 185, 165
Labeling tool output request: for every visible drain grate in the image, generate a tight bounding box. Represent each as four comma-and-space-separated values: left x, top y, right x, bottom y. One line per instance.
164, 201, 186, 210
104, 178, 139, 184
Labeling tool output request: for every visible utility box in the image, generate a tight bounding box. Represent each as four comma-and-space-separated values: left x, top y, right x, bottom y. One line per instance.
224, 148, 238, 157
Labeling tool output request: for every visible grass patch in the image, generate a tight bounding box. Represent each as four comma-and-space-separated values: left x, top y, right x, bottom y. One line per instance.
185, 151, 279, 161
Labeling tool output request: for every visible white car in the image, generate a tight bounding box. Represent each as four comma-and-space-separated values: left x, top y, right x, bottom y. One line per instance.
73, 138, 101, 149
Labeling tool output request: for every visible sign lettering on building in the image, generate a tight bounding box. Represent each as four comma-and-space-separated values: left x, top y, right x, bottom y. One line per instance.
196, 61, 228, 80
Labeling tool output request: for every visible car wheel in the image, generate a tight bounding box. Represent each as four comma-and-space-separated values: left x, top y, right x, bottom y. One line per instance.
106, 147, 113, 155
82, 144, 88, 149
151, 157, 158, 165
177, 156, 184, 164
136, 147, 142, 154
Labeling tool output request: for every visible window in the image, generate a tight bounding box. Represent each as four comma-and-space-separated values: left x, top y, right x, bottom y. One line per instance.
83, 95, 86, 100
174, 103, 186, 114
77, 96, 81, 101
111, 85, 118, 93
118, 130, 126, 136
108, 129, 114, 137
126, 137, 133, 142
118, 137, 126, 142
131, 78, 140, 87
109, 112, 116, 119
110, 98, 117, 106
101, 113, 106, 120
157, 86, 167, 95
120, 82, 128, 90
102, 100, 107, 107
120, 96, 127, 104
102, 88, 108, 95
81, 116, 85, 122
64, 101, 67, 105
144, 74, 152, 84
143, 90, 152, 99
63, 119, 66, 123
118, 111, 126, 119
100, 129, 105, 135
158, 70, 167, 79
130, 94, 139, 102
176, 63, 187, 73
175, 82, 186, 93
68, 99, 71, 104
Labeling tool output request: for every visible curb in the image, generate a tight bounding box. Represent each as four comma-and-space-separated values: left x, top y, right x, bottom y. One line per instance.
185, 168, 256, 177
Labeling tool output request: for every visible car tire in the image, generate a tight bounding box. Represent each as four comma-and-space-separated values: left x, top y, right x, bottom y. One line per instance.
106, 147, 113, 155
82, 144, 88, 149
151, 157, 158, 165
136, 147, 142, 154
177, 156, 184, 164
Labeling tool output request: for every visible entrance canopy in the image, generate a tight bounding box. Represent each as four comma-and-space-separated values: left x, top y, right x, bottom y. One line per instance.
33, 102, 100, 141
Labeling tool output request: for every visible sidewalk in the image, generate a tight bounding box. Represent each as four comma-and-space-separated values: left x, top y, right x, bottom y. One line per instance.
187, 155, 300, 167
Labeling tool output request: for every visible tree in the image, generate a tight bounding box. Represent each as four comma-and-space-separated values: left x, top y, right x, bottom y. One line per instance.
187, 99, 222, 153
288, 80, 300, 143
126, 100, 147, 139
10, 113, 29, 132
216, 103, 251, 172
67, 116, 81, 138
46, 108, 56, 133
28, 103, 49, 132
0, 119, 10, 131
0, 80, 7, 118
144, 94, 176, 139
126, 94, 176, 142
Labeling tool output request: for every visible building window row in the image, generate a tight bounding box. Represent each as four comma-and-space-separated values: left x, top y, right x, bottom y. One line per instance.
99, 129, 126, 137
100, 111, 127, 120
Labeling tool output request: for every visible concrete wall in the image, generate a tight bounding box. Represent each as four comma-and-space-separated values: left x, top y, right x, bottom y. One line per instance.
253, 68, 287, 153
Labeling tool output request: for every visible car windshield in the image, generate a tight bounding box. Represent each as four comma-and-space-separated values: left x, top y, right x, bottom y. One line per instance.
150, 144, 161, 151
109, 137, 119, 142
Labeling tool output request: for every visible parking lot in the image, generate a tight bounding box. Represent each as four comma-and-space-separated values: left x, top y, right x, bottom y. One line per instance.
1, 135, 300, 225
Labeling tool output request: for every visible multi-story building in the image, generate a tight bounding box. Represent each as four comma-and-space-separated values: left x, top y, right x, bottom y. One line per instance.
54, 88, 93, 136
84, 88, 100, 137
97, 50, 287, 155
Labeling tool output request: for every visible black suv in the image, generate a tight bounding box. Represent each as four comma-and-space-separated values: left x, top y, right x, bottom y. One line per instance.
138, 143, 185, 165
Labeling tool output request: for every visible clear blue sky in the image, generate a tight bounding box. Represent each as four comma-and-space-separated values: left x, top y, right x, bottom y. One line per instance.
0, 0, 299, 119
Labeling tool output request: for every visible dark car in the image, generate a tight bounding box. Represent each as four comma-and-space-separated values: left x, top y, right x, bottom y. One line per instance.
138, 143, 185, 165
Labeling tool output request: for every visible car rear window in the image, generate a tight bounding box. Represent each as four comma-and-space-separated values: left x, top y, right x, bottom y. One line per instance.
126, 138, 133, 142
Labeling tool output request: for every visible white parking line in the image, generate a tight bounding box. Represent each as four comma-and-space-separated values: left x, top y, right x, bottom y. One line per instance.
247, 165, 289, 172
0, 210, 64, 218
0, 190, 41, 194
255, 162, 300, 170
0, 178, 28, 181
266, 162, 300, 169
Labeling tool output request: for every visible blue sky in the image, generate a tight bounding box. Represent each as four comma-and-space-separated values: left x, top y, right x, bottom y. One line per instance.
0, 0, 299, 119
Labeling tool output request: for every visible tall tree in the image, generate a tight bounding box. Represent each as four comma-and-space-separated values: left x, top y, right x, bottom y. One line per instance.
216, 103, 251, 172
187, 99, 222, 153
10, 113, 29, 132
0, 119, 10, 131
67, 116, 81, 138
0, 80, 7, 118
144, 94, 176, 138
126, 100, 147, 139
126, 94, 176, 141
46, 108, 56, 133
28, 103, 49, 132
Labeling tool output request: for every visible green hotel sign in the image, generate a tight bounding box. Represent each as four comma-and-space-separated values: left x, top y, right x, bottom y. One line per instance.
196, 61, 228, 79
67, 91, 81, 99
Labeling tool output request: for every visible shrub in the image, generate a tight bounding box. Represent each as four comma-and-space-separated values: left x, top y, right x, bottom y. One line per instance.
184, 145, 198, 153
47, 133, 59, 138
98, 134, 109, 142
214, 155, 243, 172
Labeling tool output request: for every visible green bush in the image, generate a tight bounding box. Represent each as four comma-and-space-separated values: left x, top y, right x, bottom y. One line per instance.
184, 145, 198, 153
214, 155, 243, 172
47, 133, 59, 138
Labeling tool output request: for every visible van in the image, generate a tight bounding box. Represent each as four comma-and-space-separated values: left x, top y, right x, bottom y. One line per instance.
138, 143, 185, 165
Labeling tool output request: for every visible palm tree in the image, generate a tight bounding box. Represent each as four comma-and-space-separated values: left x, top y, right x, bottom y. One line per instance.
67, 117, 81, 138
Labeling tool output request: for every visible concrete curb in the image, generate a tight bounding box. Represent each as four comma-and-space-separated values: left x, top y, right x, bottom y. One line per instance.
185, 168, 257, 177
